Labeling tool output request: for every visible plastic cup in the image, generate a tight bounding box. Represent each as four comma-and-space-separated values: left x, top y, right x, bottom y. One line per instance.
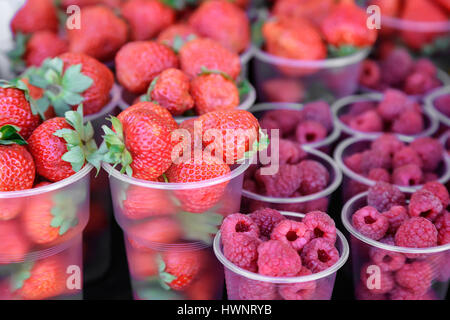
334, 136, 450, 201
0, 165, 92, 300
213, 211, 349, 300
248, 102, 341, 154
240, 45, 254, 80
342, 191, 450, 300
252, 45, 370, 103
117, 80, 256, 124
332, 92, 439, 142
424, 85, 450, 133
241, 147, 342, 214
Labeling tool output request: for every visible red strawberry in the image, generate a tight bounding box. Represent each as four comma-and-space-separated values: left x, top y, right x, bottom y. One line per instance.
157, 24, 199, 49
369, 0, 401, 17
433, 0, 450, 12
11, 0, 58, 34
272, 0, 335, 26
128, 218, 183, 244
116, 41, 179, 94
126, 246, 158, 279
179, 38, 241, 80
188, 0, 250, 53
159, 250, 202, 291
0, 220, 30, 263
67, 5, 128, 61
61, 0, 123, 8
118, 101, 178, 132
121, 0, 175, 41
24, 32, 68, 67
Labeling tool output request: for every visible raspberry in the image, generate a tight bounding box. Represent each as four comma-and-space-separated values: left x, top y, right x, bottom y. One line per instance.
391, 164, 423, 187
422, 181, 449, 209
422, 172, 439, 183
238, 278, 278, 300
352, 206, 389, 240
344, 152, 363, 174
395, 217, 438, 248
410, 137, 444, 171
368, 168, 390, 183
380, 48, 413, 86
392, 147, 423, 169
395, 261, 433, 295
369, 237, 406, 272
403, 72, 438, 95
243, 178, 257, 193
261, 109, 303, 137
359, 59, 381, 88
434, 94, 450, 117
348, 101, 377, 116
303, 211, 337, 244
348, 110, 383, 133
391, 110, 424, 135
413, 58, 437, 77
371, 134, 404, 157
360, 150, 391, 174
297, 160, 329, 195
301, 238, 339, 273
408, 189, 443, 221
220, 213, 260, 244
270, 219, 311, 251
262, 78, 305, 103
278, 267, 317, 300
376, 89, 417, 121
273, 139, 307, 165
359, 263, 395, 294
257, 240, 302, 277
295, 121, 327, 145
382, 206, 408, 234
249, 208, 285, 239
390, 287, 435, 300
301, 101, 333, 132
223, 233, 260, 272
434, 211, 450, 245
367, 182, 406, 212
255, 164, 302, 197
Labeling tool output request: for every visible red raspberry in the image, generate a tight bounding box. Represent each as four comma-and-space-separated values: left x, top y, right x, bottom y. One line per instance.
278, 267, 317, 300
391, 110, 424, 135
367, 182, 406, 213
360, 150, 391, 174
249, 208, 285, 239
297, 160, 329, 195
434, 211, 450, 245
257, 240, 302, 277
410, 137, 444, 171
369, 236, 406, 272
344, 152, 363, 174
359, 59, 381, 88
408, 189, 443, 221
272, 139, 307, 165
348, 110, 383, 132
422, 172, 439, 183
238, 278, 278, 300
295, 121, 327, 145
368, 168, 390, 183
422, 181, 449, 209
391, 164, 423, 187
261, 109, 303, 137
395, 261, 433, 295
382, 206, 408, 234
352, 206, 389, 240
380, 48, 413, 86
392, 147, 423, 169
223, 233, 260, 272
435, 94, 450, 117
376, 89, 418, 121
255, 164, 302, 197
301, 238, 339, 273
270, 219, 311, 251
301, 101, 333, 132
395, 217, 438, 248
359, 263, 395, 294
220, 213, 260, 244
243, 178, 257, 193
403, 72, 439, 95
390, 287, 435, 300
413, 58, 437, 77
348, 101, 377, 116
371, 134, 404, 157
303, 211, 337, 244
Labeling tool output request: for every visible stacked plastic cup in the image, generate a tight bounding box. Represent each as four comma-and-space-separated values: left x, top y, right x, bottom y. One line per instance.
213, 211, 349, 300
103, 159, 251, 300
425, 85, 450, 133
0, 165, 92, 300
342, 191, 450, 300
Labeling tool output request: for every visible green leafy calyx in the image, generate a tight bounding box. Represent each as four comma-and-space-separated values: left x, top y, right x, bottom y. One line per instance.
0, 125, 27, 146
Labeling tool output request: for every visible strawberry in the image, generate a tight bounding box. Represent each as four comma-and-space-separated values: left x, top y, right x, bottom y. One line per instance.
128, 217, 183, 244
368, 0, 401, 17
188, 0, 250, 53
116, 41, 179, 94
157, 24, 199, 50
67, 5, 129, 61
61, 0, 123, 8
102, 102, 177, 180
126, 247, 158, 279
0, 125, 35, 192
179, 38, 241, 80
0, 221, 30, 263
400, 0, 448, 50
27, 53, 114, 116
158, 250, 202, 291
10, 0, 58, 34
433, 0, 450, 12
121, 0, 175, 41
118, 101, 178, 132
28, 106, 101, 182
320, 0, 378, 49
190, 69, 239, 115
272, 0, 335, 26
185, 268, 220, 300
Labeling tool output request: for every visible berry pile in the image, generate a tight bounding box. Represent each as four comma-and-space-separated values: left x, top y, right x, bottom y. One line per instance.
220, 209, 340, 300
352, 182, 449, 300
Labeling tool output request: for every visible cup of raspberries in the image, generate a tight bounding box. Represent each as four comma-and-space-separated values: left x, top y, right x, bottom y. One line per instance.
425, 85, 450, 131
342, 181, 450, 300
333, 90, 439, 140
214, 209, 349, 300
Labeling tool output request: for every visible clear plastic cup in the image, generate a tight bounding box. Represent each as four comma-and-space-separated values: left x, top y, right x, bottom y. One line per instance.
240, 45, 254, 80
248, 102, 341, 154
332, 93, 439, 142
241, 147, 342, 214
213, 211, 349, 300
252, 45, 370, 103
0, 165, 92, 300
334, 136, 450, 201
424, 85, 450, 133
342, 191, 450, 300
117, 80, 256, 124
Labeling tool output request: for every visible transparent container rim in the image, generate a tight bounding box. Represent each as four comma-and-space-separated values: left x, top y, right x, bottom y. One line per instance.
117, 81, 257, 124
126, 233, 211, 252
341, 191, 450, 254
241, 146, 343, 203
424, 85, 450, 127
381, 14, 450, 32
439, 130, 449, 148
102, 157, 252, 190
333, 135, 450, 193
248, 102, 341, 149
331, 92, 440, 142
84, 82, 121, 123
240, 45, 254, 66
213, 211, 349, 284
252, 44, 370, 68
